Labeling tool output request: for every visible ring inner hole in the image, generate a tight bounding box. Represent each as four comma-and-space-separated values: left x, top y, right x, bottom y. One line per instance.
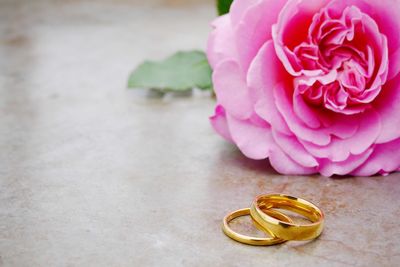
229, 215, 273, 238
229, 215, 271, 238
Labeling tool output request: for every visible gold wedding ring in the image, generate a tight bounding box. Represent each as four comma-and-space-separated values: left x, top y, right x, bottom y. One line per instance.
250, 194, 325, 241
222, 194, 325, 245
222, 208, 293, 246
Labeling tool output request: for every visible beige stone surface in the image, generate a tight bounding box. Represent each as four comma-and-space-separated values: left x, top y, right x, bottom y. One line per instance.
1, 0, 399, 266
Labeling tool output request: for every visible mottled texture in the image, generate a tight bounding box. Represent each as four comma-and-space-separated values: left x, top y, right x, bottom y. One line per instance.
0, 1, 400, 266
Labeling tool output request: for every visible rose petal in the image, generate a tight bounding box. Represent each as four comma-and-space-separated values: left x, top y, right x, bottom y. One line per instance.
272, 130, 319, 168
234, 0, 287, 71
275, 82, 360, 145
212, 59, 253, 120
301, 109, 381, 162
210, 105, 233, 142
318, 148, 373, 176
293, 93, 321, 129
247, 41, 292, 135
273, 0, 329, 76
268, 146, 317, 175
229, 0, 258, 27
388, 47, 400, 80
254, 99, 291, 135
274, 82, 331, 145
226, 114, 273, 160
352, 138, 400, 176
327, 0, 400, 59
207, 15, 238, 69
375, 73, 400, 143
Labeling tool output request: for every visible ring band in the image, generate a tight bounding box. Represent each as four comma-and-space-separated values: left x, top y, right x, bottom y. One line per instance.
250, 194, 325, 241
222, 208, 293, 246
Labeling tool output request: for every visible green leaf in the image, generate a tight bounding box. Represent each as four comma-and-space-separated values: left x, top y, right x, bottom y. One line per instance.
128, 50, 212, 92
217, 0, 234, 16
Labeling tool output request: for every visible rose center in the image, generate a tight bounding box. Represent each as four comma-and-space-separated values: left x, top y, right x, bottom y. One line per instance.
294, 5, 388, 115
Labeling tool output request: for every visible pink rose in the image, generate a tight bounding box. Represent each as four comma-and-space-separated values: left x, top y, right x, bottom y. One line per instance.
207, 0, 400, 176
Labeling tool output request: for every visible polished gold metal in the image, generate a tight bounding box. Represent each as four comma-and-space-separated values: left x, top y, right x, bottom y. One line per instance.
222, 208, 293, 246
250, 194, 325, 241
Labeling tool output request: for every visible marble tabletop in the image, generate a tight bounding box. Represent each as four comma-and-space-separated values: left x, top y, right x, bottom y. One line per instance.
1, 0, 399, 266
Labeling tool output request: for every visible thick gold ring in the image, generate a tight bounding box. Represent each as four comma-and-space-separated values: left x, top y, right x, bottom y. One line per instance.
222, 208, 293, 246
250, 194, 325, 241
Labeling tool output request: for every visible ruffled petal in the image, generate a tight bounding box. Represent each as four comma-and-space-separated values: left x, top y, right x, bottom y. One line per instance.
318, 149, 373, 176
301, 109, 381, 162
352, 138, 400, 176
272, 130, 319, 168
293, 92, 321, 129
212, 59, 253, 120
207, 15, 238, 69
234, 0, 287, 71
388, 47, 400, 80
268, 146, 317, 175
274, 82, 330, 145
229, 0, 258, 27
226, 114, 273, 160
273, 0, 329, 76
247, 41, 292, 135
375, 73, 400, 143
327, 0, 400, 62
275, 82, 361, 145
210, 105, 233, 142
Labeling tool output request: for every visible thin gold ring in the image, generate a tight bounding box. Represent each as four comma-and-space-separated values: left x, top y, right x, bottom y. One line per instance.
222, 208, 293, 246
250, 194, 325, 241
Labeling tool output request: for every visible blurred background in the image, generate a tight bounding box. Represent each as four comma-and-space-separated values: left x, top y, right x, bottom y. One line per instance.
0, 1, 222, 265
0, 0, 215, 99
